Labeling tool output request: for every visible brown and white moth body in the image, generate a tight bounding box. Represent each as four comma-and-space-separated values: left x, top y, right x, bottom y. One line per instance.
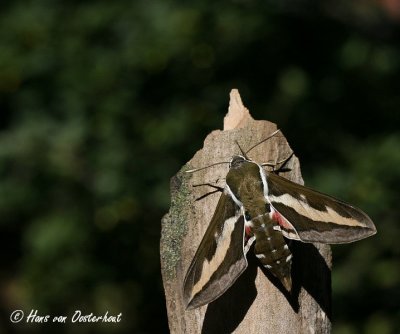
183, 132, 376, 310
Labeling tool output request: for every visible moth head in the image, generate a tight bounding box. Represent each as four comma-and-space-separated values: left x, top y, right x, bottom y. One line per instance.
229, 155, 249, 169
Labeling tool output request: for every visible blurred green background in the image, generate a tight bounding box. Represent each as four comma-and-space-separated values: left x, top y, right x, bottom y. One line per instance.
1, 0, 399, 333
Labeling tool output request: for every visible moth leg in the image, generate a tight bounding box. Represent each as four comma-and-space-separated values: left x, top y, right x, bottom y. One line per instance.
261, 161, 279, 168
193, 183, 224, 191
193, 182, 224, 201
261, 152, 294, 173
273, 152, 294, 173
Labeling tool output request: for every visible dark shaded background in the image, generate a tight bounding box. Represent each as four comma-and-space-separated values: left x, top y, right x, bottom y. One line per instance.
0, 1, 399, 333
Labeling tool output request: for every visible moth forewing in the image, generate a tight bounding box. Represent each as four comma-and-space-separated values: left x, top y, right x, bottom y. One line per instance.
265, 171, 377, 244
183, 190, 251, 309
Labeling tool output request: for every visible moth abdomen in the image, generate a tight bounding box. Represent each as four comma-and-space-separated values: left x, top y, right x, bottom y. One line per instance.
252, 216, 293, 291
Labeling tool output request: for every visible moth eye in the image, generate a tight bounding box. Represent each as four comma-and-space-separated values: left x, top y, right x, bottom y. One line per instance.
245, 211, 251, 221
265, 203, 271, 213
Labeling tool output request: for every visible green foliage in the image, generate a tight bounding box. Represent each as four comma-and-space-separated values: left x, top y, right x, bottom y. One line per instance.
0, 1, 399, 333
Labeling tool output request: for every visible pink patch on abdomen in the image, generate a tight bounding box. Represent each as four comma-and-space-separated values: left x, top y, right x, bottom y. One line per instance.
245, 225, 253, 236
271, 210, 292, 230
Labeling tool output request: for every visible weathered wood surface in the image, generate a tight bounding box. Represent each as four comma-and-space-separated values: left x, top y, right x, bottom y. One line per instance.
160, 89, 332, 334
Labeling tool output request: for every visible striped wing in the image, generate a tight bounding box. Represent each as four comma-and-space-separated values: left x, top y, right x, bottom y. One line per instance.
266, 172, 377, 244
183, 189, 253, 309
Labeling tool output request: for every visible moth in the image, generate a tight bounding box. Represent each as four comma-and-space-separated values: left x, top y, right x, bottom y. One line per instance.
183, 129, 376, 310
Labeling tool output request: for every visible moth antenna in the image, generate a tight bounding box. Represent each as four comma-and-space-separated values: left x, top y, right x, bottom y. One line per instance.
245, 129, 281, 155
235, 140, 249, 159
186, 161, 230, 173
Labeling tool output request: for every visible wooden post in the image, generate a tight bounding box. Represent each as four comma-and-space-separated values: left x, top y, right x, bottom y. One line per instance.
161, 90, 332, 334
